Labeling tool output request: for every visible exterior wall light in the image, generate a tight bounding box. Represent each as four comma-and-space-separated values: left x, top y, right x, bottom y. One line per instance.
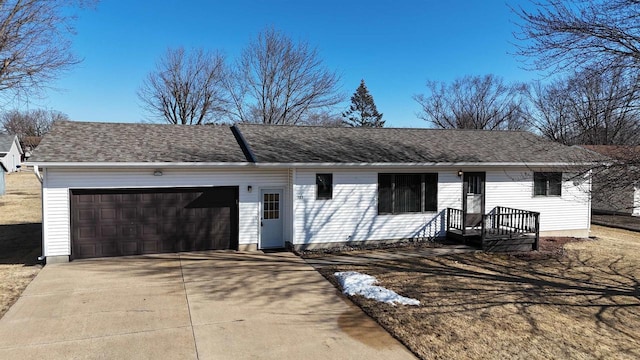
457, 170, 463, 177
247, 185, 252, 192
153, 170, 163, 176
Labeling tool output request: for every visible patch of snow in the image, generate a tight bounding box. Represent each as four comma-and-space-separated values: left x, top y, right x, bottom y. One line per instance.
334, 271, 420, 306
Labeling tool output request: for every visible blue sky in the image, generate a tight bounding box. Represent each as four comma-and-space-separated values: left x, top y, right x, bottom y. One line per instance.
30, 0, 537, 128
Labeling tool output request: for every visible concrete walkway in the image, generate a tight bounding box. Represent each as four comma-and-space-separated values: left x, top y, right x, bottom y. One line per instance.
0, 251, 416, 360
304, 244, 477, 269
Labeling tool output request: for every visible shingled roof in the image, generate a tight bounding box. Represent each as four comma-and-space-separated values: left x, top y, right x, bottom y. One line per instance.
29, 121, 247, 163
0, 134, 19, 153
580, 145, 640, 162
235, 124, 599, 164
29, 121, 600, 165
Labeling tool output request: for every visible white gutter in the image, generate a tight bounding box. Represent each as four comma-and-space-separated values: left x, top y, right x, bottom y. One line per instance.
249, 161, 602, 168
25, 161, 601, 169
24, 162, 255, 168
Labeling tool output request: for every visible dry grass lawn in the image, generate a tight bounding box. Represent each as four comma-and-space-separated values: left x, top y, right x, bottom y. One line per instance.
0, 170, 42, 318
318, 226, 640, 359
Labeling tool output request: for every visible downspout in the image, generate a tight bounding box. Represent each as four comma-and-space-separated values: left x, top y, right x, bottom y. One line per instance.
33, 165, 43, 183
33, 166, 46, 262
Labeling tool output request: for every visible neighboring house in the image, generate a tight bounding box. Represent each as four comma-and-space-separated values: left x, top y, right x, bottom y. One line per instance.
21, 136, 42, 161
0, 134, 23, 172
581, 145, 640, 216
0, 162, 7, 195
27, 121, 598, 263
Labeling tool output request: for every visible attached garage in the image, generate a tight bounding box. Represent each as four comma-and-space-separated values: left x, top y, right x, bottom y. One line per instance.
70, 187, 239, 259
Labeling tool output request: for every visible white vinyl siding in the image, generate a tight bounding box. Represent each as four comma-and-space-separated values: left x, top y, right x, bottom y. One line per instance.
293, 168, 590, 246
484, 170, 590, 232
41, 166, 592, 256
42, 167, 288, 257
293, 169, 461, 246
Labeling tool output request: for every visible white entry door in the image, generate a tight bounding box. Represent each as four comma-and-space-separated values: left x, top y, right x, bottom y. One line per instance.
260, 189, 284, 249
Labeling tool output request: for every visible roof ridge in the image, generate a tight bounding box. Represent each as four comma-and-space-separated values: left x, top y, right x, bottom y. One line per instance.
235, 123, 533, 134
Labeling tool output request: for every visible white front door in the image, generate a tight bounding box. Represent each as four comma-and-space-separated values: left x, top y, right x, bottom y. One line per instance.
260, 189, 284, 249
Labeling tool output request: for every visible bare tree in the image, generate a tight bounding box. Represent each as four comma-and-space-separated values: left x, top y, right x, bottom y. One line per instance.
227, 27, 343, 125
0, 0, 93, 97
138, 47, 228, 125
528, 67, 640, 145
1, 109, 69, 138
513, 0, 640, 75
414, 74, 529, 130
302, 110, 343, 127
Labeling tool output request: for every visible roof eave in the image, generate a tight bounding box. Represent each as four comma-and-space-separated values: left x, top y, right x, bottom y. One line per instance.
25, 162, 255, 168
26, 161, 603, 169
252, 162, 602, 168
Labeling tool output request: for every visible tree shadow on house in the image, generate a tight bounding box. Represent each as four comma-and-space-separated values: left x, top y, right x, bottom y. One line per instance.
0, 223, 42, 266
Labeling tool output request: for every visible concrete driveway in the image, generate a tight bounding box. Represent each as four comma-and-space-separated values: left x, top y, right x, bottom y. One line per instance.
0, 251, 416, 360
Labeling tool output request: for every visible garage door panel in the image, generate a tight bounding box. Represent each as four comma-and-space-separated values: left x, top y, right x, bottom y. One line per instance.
100, 225, 118, 237
142, 223, 160, 235
161, 207, 178, 218
77, 208, 96, 221
71, 187, 238, 260
121, 224, 137, 237
141, 240, 160, 253
77, 226, 96, 239
121, 207, 137, 220
99, 208, 117, 220
141, 207, 159, 219
98, 194, 117, 203
118, 239, 139, 256
120, 193, 138, 203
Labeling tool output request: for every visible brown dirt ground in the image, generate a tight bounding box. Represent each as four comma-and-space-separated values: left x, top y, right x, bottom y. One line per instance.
317, 227, 640, 360
0, 170, 42, 319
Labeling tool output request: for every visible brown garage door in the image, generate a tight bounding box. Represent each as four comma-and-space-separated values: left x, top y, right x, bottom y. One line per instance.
70, 187, 239, 260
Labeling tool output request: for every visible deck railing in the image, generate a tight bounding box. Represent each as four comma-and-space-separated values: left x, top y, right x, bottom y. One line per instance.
446, 206, 540, 250
446, 207, 464, 232
484, 206, 540, 250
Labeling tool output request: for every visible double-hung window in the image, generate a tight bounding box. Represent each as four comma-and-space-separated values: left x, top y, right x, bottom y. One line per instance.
378, 173, 437, 214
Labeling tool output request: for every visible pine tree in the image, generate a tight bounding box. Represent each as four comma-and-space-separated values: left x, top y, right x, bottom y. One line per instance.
342, 80, 384, 127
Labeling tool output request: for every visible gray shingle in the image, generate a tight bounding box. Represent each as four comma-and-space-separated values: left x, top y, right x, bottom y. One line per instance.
29, 121, 601, 165
29, 121, 248, 163
236, 124, 599, 164
0, 134, 17, 153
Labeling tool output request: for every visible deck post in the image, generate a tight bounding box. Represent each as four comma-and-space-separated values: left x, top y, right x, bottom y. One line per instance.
461, 210, 466, 236
534, 213, 540, 251
446, 208, 450, 232
481, 214, 486, 247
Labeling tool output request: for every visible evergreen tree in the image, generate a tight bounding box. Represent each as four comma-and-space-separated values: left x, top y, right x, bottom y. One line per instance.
342, 80, 384, 127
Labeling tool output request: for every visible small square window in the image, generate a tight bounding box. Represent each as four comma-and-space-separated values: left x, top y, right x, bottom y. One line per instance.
316, 174, 332, 200
534, 172, 562, 196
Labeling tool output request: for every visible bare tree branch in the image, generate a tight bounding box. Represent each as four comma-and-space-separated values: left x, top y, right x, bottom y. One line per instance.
227, 27, 343, 125
528, 67, 640, 145
513, 0, 640, 75
414, 74, 529, 130
1, 108, 68, 138
0, 0, 93, 98
138, 47, 228, 125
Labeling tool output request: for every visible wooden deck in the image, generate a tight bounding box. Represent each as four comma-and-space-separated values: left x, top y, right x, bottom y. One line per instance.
447, 228, 537, 252
446, 207, 540, 252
